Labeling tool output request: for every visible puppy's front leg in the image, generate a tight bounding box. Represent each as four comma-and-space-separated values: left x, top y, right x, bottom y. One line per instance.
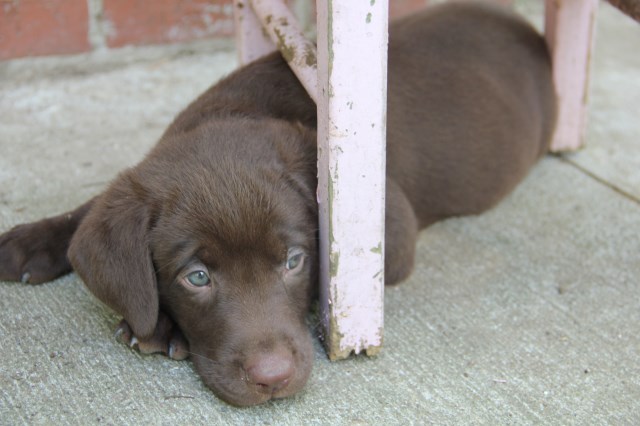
0, 199, 95, 284
115, 310, 190, 360
384, 179, 420, 286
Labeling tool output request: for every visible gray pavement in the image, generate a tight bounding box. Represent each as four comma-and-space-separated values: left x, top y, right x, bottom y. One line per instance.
1, 2, 639, 424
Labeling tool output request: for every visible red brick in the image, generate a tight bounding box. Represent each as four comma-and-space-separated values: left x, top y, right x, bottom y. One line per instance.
0, 0, 90, 60
103, 0, 234, 48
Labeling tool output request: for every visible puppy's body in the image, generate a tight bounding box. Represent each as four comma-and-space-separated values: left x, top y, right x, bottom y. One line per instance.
385, 4, 555, 280
0, 3, 555, 406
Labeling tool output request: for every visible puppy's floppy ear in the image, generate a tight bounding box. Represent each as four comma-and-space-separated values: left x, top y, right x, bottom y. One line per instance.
68, 174, 158, 339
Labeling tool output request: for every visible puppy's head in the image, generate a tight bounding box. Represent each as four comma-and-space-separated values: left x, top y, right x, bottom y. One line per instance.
69, 118, 318, 406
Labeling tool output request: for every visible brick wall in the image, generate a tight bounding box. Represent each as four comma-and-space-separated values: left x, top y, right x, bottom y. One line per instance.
1, 0, 91, 59
0, 0, 428, 61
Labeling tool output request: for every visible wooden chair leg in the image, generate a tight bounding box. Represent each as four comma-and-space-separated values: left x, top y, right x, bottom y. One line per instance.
248, 0, 318, 101
545, 0, 599, 152
232, 0, 276, 65
316, 0, 387, 360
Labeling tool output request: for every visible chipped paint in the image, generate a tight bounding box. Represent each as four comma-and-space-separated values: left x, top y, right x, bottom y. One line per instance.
327, 171, 336, 246
365, 343, 382, 357
304, 45, 317, 67
327, 312, 349, 360
249, 0, 318, 101
273, 27, 295, 62
232, 0, 276, 65
329, 251, 340, 278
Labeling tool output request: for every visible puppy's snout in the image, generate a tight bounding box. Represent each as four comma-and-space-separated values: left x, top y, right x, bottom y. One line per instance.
244, 350, 294, 394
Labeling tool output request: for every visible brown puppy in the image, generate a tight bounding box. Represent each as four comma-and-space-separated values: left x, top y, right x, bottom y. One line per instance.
0, 3, 555, 406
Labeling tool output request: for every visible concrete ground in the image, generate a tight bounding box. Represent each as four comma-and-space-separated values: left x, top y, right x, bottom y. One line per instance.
1, 2, 639, 424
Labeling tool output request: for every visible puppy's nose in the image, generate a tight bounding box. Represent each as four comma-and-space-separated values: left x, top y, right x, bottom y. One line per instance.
244, 351, 294, 394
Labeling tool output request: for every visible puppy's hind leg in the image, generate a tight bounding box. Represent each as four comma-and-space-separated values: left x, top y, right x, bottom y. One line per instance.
384, 179, 420, 286
0, 199, 95, 283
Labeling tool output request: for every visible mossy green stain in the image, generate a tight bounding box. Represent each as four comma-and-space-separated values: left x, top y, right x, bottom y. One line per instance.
327, 172, 340, 279
273, 27, 295, 63
327, 0, 334, 83
327, 173, 336, 247
366, 13, 372, 24
304, 45, 317, 67
329, 251, 340, 278
327, 311, 349, 360
370, 242, 382, 254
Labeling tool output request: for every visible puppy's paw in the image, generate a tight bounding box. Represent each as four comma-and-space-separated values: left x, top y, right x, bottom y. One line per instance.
0, 219, 73, 284
115, 311, 190, 360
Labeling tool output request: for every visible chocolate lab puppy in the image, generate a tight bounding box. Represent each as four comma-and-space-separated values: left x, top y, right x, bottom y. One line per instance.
0, 3, 555, 406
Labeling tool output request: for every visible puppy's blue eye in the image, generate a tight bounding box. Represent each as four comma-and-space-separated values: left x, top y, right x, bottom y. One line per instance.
286, 251, 304, 271
186, 270, 210, 287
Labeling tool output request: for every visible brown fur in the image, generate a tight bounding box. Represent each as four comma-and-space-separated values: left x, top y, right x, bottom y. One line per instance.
0, 3, 555, 406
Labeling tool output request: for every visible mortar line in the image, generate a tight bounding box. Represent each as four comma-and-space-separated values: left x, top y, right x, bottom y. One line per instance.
556, 154, 640, 207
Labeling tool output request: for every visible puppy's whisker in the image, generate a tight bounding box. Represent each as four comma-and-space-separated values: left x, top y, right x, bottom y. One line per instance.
154, 259, 178, 275
185, 350, 222, 366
